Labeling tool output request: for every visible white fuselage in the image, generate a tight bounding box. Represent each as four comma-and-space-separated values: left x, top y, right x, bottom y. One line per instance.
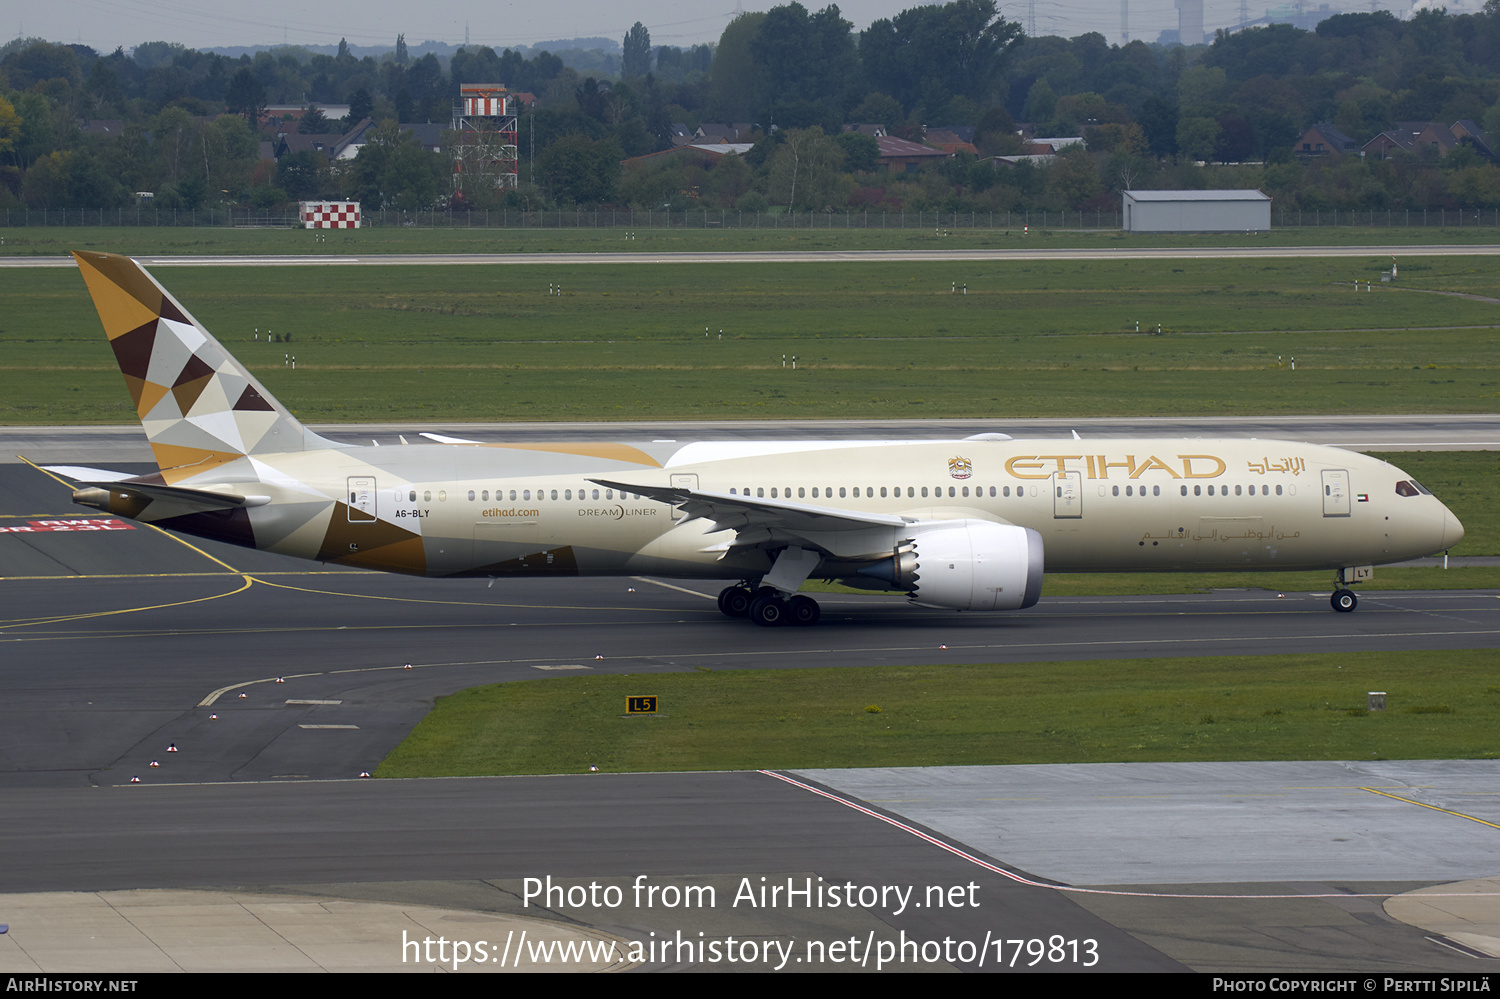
97, 437, 1463, 587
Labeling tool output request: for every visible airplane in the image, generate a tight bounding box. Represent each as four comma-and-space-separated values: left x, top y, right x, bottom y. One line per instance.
54, 250, 1464, 626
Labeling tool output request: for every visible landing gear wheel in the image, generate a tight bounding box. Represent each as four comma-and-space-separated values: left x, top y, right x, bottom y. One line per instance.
1331, 589, 1358, 613
717, 585, 753, 618
788, 594, 821, 626
749, 593, 787, 627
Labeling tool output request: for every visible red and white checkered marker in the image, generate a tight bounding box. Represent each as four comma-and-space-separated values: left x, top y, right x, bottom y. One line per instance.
299, 201, 361, 229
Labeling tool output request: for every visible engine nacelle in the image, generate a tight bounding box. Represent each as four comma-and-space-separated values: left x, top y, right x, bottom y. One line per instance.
895, 520, 1044, 611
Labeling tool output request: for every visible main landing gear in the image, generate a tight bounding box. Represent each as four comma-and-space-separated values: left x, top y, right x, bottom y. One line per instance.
718, 584, 821, 626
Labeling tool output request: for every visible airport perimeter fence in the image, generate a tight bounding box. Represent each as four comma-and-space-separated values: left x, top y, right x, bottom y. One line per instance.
5, 207, 1500, 230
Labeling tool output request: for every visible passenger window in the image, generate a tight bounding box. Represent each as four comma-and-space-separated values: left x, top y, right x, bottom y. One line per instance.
409, 490, 417, 502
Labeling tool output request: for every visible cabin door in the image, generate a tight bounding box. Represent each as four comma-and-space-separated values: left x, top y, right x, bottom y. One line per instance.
1321, 469, 1350, 517
1052, 471, 1082, 518
347, 476, 377, 522
670, 473, 699, 521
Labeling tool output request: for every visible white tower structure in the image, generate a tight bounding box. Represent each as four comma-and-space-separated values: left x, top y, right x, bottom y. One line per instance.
451, 84, 519, 198
1176, 0, 1205, 45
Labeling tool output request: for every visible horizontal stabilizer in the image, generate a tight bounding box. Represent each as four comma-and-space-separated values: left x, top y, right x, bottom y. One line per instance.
72, 479, 270, 516
42, 465, 136, 483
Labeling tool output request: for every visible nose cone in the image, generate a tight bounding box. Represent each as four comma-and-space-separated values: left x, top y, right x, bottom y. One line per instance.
1440, 504, 1465, 551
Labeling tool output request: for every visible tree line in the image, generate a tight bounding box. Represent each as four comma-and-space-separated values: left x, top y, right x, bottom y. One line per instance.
4, 3, 1500, 216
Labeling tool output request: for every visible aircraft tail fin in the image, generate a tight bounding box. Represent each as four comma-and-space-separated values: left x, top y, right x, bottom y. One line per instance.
72, 252, 342, 477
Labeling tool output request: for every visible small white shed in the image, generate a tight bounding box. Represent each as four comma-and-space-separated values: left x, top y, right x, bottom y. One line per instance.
1122, 190, 1270, 232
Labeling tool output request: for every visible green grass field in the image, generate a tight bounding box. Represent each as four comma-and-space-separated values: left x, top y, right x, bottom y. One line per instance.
375, 651, 1500, 777
5, 256, 1497, 424
6, 237, 1487, 776
4, 223, 1500, 257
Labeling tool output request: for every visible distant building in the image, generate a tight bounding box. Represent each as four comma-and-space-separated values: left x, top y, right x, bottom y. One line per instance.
1024, 137, 1085, 154
621, 143, 755, 169
1176, 0, 1204, 45
1295, 123, 1358, 158
1123, 190, 1271, 233
1448, 120, 1494, 159
875, 136, 950, 173
924, 129, 978, 156
694, 123, 756, 143
1363, 122, 1458, 159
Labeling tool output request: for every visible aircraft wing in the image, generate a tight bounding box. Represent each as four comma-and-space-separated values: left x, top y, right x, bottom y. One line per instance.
588, 478, 910, 535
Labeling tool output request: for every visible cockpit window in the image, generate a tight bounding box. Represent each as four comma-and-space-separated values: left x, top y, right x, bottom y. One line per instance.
1395, 480, 1420, 497
1412, 480, 1432, 495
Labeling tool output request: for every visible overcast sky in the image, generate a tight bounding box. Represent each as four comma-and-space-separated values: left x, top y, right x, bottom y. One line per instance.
12, 0, 1435, 55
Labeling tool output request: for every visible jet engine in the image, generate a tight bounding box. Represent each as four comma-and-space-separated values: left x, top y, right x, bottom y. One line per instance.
856, 520, 1044, 611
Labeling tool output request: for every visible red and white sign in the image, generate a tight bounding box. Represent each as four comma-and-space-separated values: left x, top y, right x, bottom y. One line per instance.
0, 518, 135, 533
299, 201, 361, 229
463, 96, 512, 116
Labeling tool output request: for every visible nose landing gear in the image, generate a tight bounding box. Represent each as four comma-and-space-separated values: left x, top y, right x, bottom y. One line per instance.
1330, 566, 1367, 612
